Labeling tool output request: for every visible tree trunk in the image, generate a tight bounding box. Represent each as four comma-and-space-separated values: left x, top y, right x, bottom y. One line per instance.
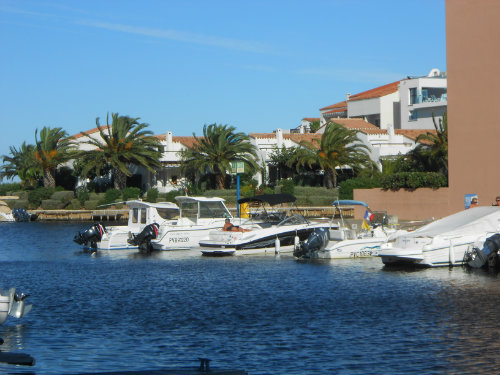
43, 168, 56, 188
114, 168, 127, 190
216, 173, 225, 190
324, 168, 335, 189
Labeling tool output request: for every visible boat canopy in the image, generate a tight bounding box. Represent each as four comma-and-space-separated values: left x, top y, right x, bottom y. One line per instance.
332, 200, 369, 208
237, 193, 296, 206
125, 200, 178, 210
175, 196, 226, 204
403, 206, 500, 238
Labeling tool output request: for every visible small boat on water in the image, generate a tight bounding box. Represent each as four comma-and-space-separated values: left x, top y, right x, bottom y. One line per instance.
150, 196, 238, 251
73, 200, 179, 250
200, 194, 332, 256
297, 200, 401, 259
0, 288, 32, 325
378, 206, 500, 267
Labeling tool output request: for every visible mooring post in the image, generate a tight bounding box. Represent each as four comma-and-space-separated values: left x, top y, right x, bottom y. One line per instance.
198, 357, 211, 372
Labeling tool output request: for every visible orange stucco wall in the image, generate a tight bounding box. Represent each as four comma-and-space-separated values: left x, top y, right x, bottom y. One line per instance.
351, 1, 500, 221
446, 0, 500, 211
354, 188, 452, 221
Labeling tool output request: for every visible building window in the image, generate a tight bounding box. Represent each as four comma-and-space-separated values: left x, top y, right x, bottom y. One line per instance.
409, 110, 418, 121
409, 88, 418, 105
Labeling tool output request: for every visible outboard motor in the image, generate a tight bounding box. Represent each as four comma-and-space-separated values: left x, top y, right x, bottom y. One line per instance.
128, 223, 160, 253
294, 228, 329, 259
466, 234, 500, 269
73, 223, 106, 250
0, 288, 32, 325
12, 208, 31, 222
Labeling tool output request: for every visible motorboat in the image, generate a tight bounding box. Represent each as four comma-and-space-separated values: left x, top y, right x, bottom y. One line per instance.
0, 288, 32, 325
199, 194, 332, 256
73, 200, 179, 250
150, 196, 237, 251
0, 200, 14, 222
301, 200, 400, 259
378, 206, 500, 267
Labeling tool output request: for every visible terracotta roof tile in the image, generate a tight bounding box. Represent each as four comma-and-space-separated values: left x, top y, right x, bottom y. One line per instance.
348, 81, 401, 101
302, 117, 320, 122
321, 118, 387, 135
395, 129, 437, 144
320, 101, 347, 111
324, 108, 347, 114
70, 126, 111, 139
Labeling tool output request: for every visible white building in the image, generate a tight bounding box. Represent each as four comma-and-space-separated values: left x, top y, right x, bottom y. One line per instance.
317, 68, 446, 131
399, 69, 447, 129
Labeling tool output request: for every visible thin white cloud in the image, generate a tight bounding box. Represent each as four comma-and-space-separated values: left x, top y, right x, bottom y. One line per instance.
78, 20, 272, 54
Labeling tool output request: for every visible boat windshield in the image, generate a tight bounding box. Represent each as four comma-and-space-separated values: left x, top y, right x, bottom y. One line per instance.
156, 208, 179, 220
277, 214, 309, 227
180, 200, 231, 219
199, 201, 231, 218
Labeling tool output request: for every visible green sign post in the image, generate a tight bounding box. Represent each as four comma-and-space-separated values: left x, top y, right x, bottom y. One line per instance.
231, 162, 245, 217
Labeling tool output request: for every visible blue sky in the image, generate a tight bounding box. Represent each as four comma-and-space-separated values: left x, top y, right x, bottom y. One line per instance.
0, 0, 446, 160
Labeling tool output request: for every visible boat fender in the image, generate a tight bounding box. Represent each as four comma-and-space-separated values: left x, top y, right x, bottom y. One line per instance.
275, 237, 280, 254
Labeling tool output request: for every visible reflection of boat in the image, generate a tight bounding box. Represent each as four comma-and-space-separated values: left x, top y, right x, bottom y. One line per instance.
0, 288, 32, 325
150, 196, 236, 251
73, 200, 179, 250
302, 200, 400, 259
378, 206, 500, 267
200, 194, 331, 256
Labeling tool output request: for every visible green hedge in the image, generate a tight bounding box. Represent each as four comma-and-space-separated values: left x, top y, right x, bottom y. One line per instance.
10, 200, 28, 209
84, 200, 100, 210
41, 199, 66, 210
51, 191, 74, 203
66, 199, 82, 210
380, 172, 448, 190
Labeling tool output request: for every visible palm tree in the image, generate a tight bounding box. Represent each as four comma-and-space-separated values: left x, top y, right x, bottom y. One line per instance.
78, 113, 162, 190
180, 123, 258, 190
268, 145, 299, 182
290, 122, 374, 188
34, 127, 75, 188
0, 142, 41, 186
415, 112, 448, 176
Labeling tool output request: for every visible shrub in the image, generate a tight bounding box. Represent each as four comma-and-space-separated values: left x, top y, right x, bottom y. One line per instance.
51, 191, 74, 203
0, 183, 22, 196
28, 187, 56, 209
66, 199, 82, 210
145, 188, 159, 203
41, 199, 66, 210
122, 187, 141, 201
380, 172, 447, 191
77, 190, 90, 205
84, 200, 100, 210
10, 200, 28, 209
163, 189, 185, 203
279, 179, 295, 195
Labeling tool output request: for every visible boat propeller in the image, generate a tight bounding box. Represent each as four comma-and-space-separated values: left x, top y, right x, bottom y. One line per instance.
73, 223, 106, 250
127, 223, 160, 253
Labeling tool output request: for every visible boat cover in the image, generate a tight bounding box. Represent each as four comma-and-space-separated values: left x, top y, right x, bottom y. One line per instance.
237, 193, 296, 206
402, 206, 500, 238
332, 200, 369, 207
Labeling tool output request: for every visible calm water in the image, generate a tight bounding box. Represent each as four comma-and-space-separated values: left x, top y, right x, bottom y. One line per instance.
1, 222, 500, 374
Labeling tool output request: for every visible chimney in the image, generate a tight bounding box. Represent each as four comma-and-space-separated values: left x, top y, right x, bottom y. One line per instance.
346, 93, 351, 101
166, 131, 173, 150
276, 128, 283, 148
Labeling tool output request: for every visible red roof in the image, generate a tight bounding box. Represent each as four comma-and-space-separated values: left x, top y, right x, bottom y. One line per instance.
395, 129, 437, 144
348, 81, 401, 101
302, 117, 320, 122
320, 101, 347, 111
320, 118, 387, 135
70, 126, 111, 139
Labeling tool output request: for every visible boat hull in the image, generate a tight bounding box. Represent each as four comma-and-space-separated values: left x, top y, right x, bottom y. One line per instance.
316, 238, 387, 259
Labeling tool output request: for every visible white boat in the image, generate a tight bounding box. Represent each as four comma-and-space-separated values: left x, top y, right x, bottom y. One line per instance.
0, 200, 14, 222
0, 288, 32, 325
73, 200, 179, 250
150, 196, 236, 251
200, 194, 332, 256
308, 200, 400, 259
378, 206, 500, 267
